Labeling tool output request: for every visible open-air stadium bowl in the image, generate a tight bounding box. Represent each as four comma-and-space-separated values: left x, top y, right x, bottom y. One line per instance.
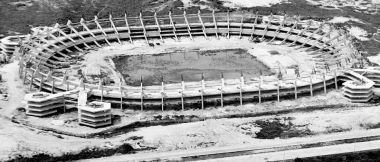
18, 11, 361, 110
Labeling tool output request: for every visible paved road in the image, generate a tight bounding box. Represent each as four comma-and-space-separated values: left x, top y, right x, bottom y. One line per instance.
200, 139, 380, 162
80, 128, 380, 162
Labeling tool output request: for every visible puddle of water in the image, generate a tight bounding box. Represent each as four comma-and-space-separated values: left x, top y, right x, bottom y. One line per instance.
113, 49, 272, 86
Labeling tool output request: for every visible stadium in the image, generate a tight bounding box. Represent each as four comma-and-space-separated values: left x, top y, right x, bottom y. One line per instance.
18, 11, 366, 115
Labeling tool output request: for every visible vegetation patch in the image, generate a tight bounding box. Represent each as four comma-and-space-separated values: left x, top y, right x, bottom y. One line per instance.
7, 143, 136, 162
238, 117, 312, 139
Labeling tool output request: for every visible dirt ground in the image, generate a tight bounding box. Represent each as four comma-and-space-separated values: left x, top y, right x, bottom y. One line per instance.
130, 105, 380, 152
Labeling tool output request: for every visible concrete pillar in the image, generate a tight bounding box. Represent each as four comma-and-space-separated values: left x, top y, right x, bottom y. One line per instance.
54, 24, 84, 52
270, 14, 287, 42
38, 36, 72, 54
212, 10, 218, 38
29, 68, 39, 91
239, 14, 244, 39
39, 73, 44, 91
310, 34, 341, 55
183, 10, 193, 40
99, 79, 103, 102
109, 14, 122, 44
29, 39, 70, 60
19, 61, 24, 77
139, 12, 149, 43
302, 22, 325, 46
66, 20, 91, 48
197, 10, 208, 38
161, 79, 165, 111
308, 26, 332, 50
79, 78, 85, 90
227, 11, 230, 39
79, 18, 102, 47
250, 11, 259, 40
277, 79, 280, 102
291, 20, 312, 45
239, 73, 244, 106
201, 74, 205, 110
259, 76, 262, 103
119, 82, 123, 109
124, 13, 133, 43
323, 72, 327, 95
220, 73, 224, 107
309, 75, 313, 96
334, 69, 338, 90
140, 77, 144, 111
280, 16, 300, 44
51, 78, 55, 94
168, 11, 178, 41
154, 12, 164, 42
23, 71, 27, 84
94, 16, 111, 45
261, 13, 273, 39
47, 32, 74, 52
294, 78, 298, 99
181, 78, 185, 111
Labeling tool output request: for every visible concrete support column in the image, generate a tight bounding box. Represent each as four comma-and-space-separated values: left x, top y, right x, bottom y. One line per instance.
94, 16, 111, 45
261, 13, 273, 39
139, 12, 149, 43
109, 14, 122, 44
250, 12, 259, 40
301, 22, 325, 46
220, 73, 224, 107
30, 64, 41, 91
168, 11, 179, 41
201, 74, 205, 110
294, 78, 298, 99
227, 11, 230, 39
47, 32, 76, 52
79, 18, 102, 47
39, 73, 44, 91
309, 75, 313, 96
119, 82, 123, 109
259, 76, 262, 103
280, 16, 300, 44
307, 26, 332, 50
197, 10, 208, 38
277, 79, 280, 102
29, 39, 70, 59
51, 77, 55, 94
270, 14, 287, 42
38, 36, 72, 54
334, 69, 338, 90
239, 74, 244, 107
161, 79, 165, 111
99, 79, 103, 102
181, 78, 185, 111
323, 72, 327, 95
310, 34, 341, 55
183, 10, 193, 40
140, 79, 144, 111
124, 13, 133, 43
30, 40, 69, 64
66, 20, 91, 48
154, 12, 164, 42
239, 14, 244, 38
212, 10, 218, 38
23, 71, 27, 84
291, 20, 312, 45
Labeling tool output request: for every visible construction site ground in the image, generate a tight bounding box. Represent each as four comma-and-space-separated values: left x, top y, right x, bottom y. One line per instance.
2, 59, 380, 161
